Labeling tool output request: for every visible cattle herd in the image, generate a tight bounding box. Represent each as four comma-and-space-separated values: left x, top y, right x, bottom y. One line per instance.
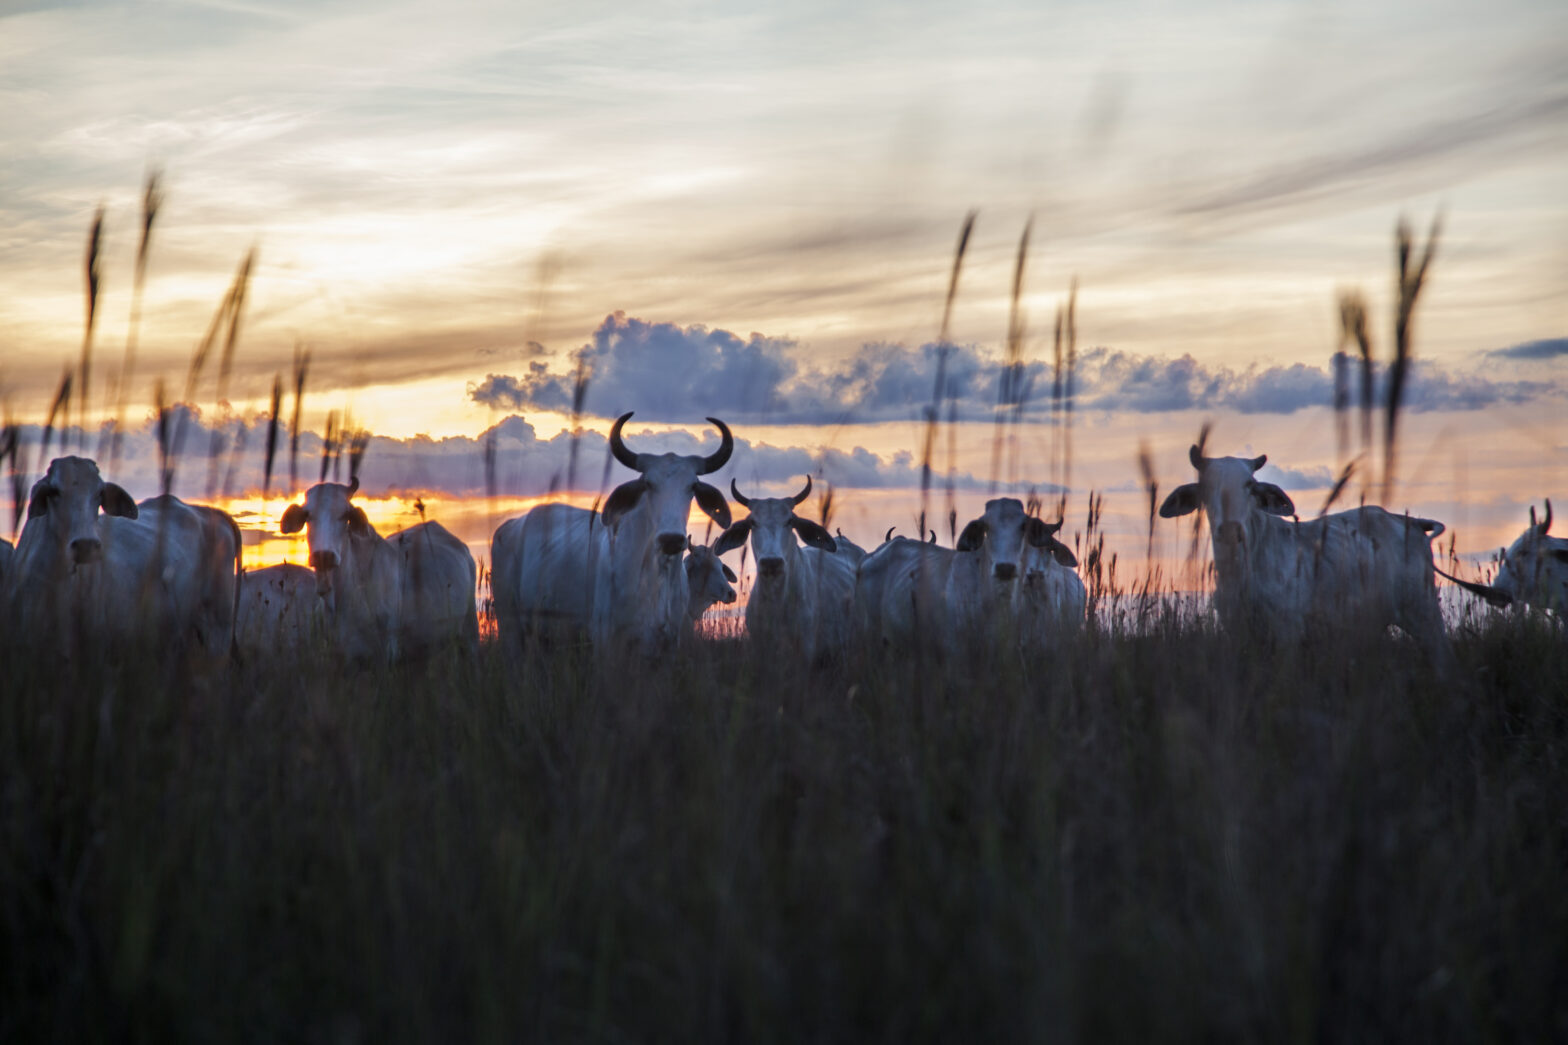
0, 413, 1562, 670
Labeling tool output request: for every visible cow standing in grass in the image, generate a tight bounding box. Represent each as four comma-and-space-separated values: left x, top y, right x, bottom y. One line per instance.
716, 476, 855, 663
1493, 500, 1567, 615
854, 535, 953, 648
3, 456, 240, 662
683, 537, 738, 630
492, 510, 736, 647
948, 498, 1079, 642
491, 413, 734, 655
236, 562, 324, 658
279, 477, 478, 661
1017, 538, 1088, 638
1159, 445, 1450, 658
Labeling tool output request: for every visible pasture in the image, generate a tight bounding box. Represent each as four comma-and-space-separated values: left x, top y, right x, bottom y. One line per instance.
3, 602, 1564, 1042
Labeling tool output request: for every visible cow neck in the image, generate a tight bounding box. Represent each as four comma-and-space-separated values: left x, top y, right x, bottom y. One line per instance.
603, 499, 687, 645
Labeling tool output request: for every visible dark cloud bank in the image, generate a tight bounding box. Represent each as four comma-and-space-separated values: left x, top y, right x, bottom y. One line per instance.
3, 410, 1049, 531
470, 312, 1559, 425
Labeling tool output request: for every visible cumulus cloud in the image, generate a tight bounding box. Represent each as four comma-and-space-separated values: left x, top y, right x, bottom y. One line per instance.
471, 313, 1563, 424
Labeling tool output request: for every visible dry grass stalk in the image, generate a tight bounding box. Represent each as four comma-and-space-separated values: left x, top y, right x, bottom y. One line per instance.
110, 170, 162, 470
1319, 460, 1356, 518
918, 212, 974, 541
1137, 440, 1158, 563
991, 218, 1032, 494
1384, 213, 1441, 503
263, 375, 283, 498
289, 344, 309, 492
319, 410, 341, 484
77, 207, 104, 453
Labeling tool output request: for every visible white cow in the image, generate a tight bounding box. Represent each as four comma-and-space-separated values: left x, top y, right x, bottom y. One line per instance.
236, 563, 324, 657
492, 509, 736, 645
948, 498, 1079, 640
684, 537, 738, 628
491, 413, 734, 654
3, 456, 240, 661
279, 477, 478, 661
1158, 446, 1449, 657
1017, 539, 1088, 637
833, 530, 868, 568
1493, 500, 1567, 615
715, 476, 856, 662
853, 536, 956, 648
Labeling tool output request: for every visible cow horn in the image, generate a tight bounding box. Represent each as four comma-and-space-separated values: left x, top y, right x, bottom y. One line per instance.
885, 526, 896, 542
1540, 500, 1553, 536
609, 412, 639, 470
1249, 454, 1267, 471
1189, 444, 1205, 470
699, 417, 733, 474
791, 475, 812, 507
347, 475, 359, 497
730, 478, 751, 509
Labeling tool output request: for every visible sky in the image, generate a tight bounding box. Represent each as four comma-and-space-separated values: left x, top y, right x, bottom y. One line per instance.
1, 0, 1564, 583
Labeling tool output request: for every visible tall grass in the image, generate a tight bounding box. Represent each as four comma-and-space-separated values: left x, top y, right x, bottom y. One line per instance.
3, 617, 1564, 1042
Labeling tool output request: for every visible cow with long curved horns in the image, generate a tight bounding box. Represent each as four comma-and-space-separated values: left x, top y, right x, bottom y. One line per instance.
492, 412, 733, 654
1493, 500, 1567, 615
1159, 445, 1449, 659
715, 475, 855, 662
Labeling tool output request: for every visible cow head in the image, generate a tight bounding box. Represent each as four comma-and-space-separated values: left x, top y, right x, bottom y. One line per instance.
26, 456, 138, 565
713, 476, 836, 580
1159, 446, 1294, 555
279, 477, 373, 593
601, 412, 733, 557
955, 498, 1076, 581
1494, 500, 1568, 609
684, 537, 738, 619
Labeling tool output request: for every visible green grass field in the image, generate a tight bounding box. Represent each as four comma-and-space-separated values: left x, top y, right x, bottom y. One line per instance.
3, 610, 1564, 1043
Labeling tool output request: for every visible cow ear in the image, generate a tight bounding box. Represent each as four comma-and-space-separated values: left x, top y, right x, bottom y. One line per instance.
1024, 516, 1061, 547
280, 504, 308, 534
1159, 483, 1201, 518
712, 518, 752, 556
721, 563, 738, 583
345, 506, 372, 537
1048, 538, 1078, 568
601, 479, 648, 528
100, 483, 138, 519
1251, 482, 1294, 516
26, 480, 51, 519
692, 480, 732, 530
956, 520, 987, 551
791, 516, 838, 553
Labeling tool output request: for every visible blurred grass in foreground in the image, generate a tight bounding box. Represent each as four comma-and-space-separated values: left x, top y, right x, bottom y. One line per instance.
2, 616, 1565, 1043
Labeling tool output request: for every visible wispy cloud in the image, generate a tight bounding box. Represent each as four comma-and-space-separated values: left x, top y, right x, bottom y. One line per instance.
1487, 337, 1568, 361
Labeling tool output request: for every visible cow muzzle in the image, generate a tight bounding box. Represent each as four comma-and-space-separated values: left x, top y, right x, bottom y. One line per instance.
70, 537, 103, 565
311, 550, 340, 571
1217, 521, 1245, 548
993, 562, 1018, 581
657, 533, 686, 557
758, 557, 784, 578
720, 590, 737, 604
